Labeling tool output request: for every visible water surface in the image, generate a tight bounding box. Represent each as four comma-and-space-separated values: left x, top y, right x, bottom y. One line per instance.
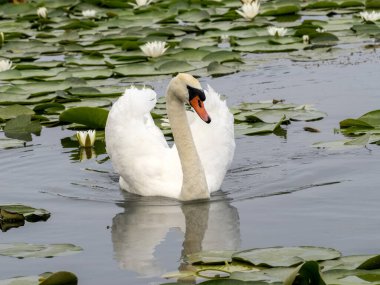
1, 50, 380, 284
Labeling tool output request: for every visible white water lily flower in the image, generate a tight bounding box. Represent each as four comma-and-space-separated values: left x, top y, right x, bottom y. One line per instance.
76, 130, 96, 148
37, 7, 47, 18
236, 2, 260, 20
82, 9, 97, 18
267, 26, 288, 37
360, 11, 380, 22
316, 28, 325, 33
220, 34, 230, 42
140, 41, 168, 58
302, 35, 310, 44
241, 0, 256, 4
0, 59, 12, 72
132, 0, 153, 8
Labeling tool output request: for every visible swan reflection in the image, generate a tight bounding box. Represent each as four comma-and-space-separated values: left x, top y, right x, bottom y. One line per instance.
111, 194, 240, 277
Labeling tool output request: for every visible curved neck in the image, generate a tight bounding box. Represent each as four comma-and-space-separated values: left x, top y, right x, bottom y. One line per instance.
166, 85, 209, 201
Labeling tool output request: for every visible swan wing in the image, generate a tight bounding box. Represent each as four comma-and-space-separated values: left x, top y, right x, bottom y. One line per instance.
188, 85, 235, 192
105, 87, 182, 198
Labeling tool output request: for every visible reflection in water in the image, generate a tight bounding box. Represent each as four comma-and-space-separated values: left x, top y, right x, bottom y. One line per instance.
111, 194, 240, 278
61, 136, 109, 163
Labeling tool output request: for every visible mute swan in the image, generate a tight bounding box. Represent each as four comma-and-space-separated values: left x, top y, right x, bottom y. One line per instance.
105, 73, 235, 201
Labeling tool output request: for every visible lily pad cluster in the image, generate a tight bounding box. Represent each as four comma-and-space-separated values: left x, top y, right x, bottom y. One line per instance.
233, 100, 326, 136
163, 246, 380, 285
313, 110, 380, 149
0, 0, 378, 142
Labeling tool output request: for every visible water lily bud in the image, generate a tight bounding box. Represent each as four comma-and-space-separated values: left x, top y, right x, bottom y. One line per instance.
37, 7, 47, 18
76, 130, 96, 148
303, 35, 310, 44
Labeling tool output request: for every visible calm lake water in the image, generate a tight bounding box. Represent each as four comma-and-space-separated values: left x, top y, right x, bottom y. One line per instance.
1, 49, 380, 284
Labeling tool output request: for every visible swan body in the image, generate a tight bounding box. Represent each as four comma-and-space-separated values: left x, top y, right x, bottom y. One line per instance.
105, 73, 235, 200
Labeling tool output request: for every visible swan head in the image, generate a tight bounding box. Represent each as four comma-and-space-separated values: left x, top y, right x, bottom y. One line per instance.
170, 73, 211, 124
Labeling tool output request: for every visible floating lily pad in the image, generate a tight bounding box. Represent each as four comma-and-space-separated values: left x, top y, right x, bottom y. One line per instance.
40, 271, 78, 285
340, 110, 380, 135
0, 138, 25, 150
59, 107, 109, 129
0, 204, 50, 223
0, 105, 34, 121
4, 115, 42, 142
0, 271, 78, 285
312, 134, 371, 150
232, 246, 341, 267
0, 243, 82, 259
186, 250, 237, 265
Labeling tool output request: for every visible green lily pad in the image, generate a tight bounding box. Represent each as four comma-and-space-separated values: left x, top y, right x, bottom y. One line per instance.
186, 250, 237, 265
0, 69, 22, 81
323, 268, 380, 285
177, 9, 210, 23
4, 115, 42, 142
0, 204, 50, 223
261, 2, 301, 16
40, 271, 78, 285
0, 243, 82, 259
0, 105, 34, 121
59, 107, 109, 129
207, 62, 238, 77
339, 110, 380, 138
320, 255, 379, 271
0, 138, 25, 150
202, 51, 241, 63
156, 60, 196, 74
312, 134, 371, 149
0, 272, 78, 285
232, 246, 341, 267
234, 121, 284, 136
284, 261, 326, 285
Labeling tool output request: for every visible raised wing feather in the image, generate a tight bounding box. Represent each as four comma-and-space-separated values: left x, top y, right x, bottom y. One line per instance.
105, 87, 182, 198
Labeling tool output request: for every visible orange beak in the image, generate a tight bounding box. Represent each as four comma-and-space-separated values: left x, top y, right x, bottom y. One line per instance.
189, 96, 211, 124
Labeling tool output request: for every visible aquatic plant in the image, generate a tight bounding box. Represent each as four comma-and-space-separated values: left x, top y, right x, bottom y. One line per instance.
360, 11, 380, 22
36, 7, 47, 18
236, 1, 260, 21
0, 59, 12, 72
82, 9, 97, 18
76, 130, 96, 148
267, 26, 288, 37
140, 41, 168, 58
132, 0, 153, 8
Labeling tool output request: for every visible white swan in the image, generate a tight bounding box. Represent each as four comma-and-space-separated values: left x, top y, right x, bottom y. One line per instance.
105, 73, 235, 200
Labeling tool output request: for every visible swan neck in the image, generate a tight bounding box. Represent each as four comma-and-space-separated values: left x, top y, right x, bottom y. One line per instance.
166, 86, 209, 201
